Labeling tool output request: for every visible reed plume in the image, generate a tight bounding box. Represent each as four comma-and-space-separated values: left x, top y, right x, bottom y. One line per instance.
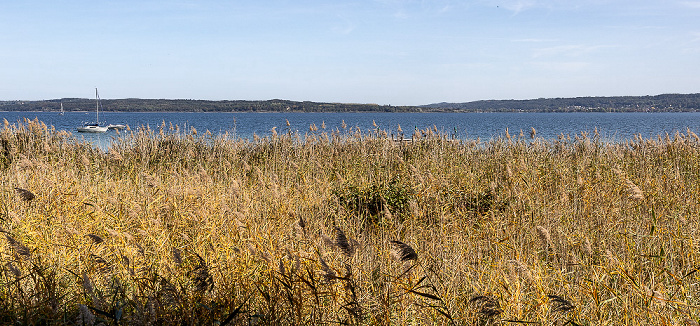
469, 295, 502, 319
5, 262, 21, 277
82, 273, 101, 309
189, 253, 213, 293
613, 167, 644, 200
14, 187, 35, 201
171, 247, 183, 266
76, 304, 96, 326
334, 226, 356, 257
85, 234, 104, 245
536, 226, 552, 251
508, 259, 533, 283
583, 237, 593, 257
297, 214, 306, 230
5, 234, 31, 257
91, 254, 110, 273
319, 254, 336, 282
548, 295, 575, 313
389, 240, 417, 262
293, 213, 307, 237
624, 179, 644, 200
321, 234, 335, 248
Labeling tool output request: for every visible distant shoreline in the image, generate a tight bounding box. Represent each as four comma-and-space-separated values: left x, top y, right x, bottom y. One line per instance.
4, 110, 700, 114
2, 93, 699, 113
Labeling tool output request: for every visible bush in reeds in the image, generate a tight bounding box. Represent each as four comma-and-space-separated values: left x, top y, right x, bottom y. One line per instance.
332, 177, 413, 224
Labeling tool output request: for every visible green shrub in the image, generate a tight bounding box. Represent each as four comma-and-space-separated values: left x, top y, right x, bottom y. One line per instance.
332, 178, 413, 222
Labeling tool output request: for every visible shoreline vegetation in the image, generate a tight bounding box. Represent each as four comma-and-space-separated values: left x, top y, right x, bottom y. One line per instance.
2, 118, 700, 325
2, 93, 700, 113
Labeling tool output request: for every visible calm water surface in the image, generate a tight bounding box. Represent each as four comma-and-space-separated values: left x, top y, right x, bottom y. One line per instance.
4, 111, 700, 148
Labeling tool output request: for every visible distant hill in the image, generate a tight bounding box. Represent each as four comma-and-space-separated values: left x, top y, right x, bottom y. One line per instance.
422, 93, 700, 112
0, 98, 421, 113
2, 93, 700, 112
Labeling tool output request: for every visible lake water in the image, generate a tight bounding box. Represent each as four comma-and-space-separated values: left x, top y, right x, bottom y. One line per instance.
4, 111, 700, 147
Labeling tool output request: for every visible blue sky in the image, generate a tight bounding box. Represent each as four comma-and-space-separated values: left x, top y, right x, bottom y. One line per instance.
1, 0, 699, 105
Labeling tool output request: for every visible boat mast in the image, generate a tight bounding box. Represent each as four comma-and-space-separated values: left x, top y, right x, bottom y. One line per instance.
95, 88, 100, 124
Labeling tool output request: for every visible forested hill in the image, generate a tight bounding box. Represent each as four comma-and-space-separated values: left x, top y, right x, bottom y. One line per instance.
0, 98, 420, 112
423, 93, 700, 112
2, 93, 700, 112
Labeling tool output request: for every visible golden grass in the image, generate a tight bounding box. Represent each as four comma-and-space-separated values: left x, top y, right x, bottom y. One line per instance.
1, 118, 700, 325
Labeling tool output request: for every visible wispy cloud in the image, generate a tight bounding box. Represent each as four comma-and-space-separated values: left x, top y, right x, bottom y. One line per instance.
529, 61, 591, 73
679, 1, 700, 9
482, 0, 536, 14
502, 0, 536, 14
682, 31, 700, 53
373, 0, 461, 19
690, 31, 700, 42
512, 38, 558, 43
531, 44, 611, 58
393, 9, 410, 19
332, 15, 356, 35
438, 4, 452, 14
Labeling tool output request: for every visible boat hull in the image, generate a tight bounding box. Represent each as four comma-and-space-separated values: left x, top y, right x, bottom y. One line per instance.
77, 126, 109, 133
106, 124, 126, 130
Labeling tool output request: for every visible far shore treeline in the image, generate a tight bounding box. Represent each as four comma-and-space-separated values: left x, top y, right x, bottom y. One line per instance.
2, 93, 700, 113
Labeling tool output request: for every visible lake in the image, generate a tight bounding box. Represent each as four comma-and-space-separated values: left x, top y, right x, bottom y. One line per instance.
3, 111, 700, 147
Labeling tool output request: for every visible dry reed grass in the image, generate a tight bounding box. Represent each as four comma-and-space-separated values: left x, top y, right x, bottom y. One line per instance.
0, 118, 699, 325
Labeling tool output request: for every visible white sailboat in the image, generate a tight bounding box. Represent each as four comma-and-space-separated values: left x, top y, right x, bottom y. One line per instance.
104, 95, 126, 130
106, 123, 126, 130
60, 102, 64, 115
77, 88, 108, 133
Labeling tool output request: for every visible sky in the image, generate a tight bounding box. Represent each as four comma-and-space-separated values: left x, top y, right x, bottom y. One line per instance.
1, 0, 699, 105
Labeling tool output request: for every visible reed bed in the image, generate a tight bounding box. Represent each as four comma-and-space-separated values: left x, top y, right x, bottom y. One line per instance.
1, 118, 699, 325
